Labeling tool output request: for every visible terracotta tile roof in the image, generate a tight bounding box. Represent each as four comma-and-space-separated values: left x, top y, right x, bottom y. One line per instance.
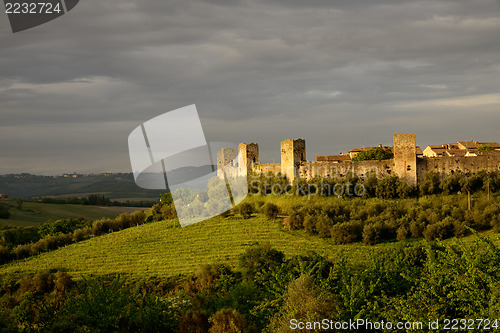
457, 141, 500, 149
468, 150, 500, 157
348, 146, 392, 153
444, 149, 467, 157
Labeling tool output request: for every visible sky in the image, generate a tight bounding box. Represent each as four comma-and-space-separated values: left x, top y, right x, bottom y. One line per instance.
1, 0, 500, 175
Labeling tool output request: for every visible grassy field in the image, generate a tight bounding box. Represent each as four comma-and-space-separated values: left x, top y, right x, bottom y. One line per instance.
0, 201, 144, 227
1, 194, 499, 280
1, 210, 498, 280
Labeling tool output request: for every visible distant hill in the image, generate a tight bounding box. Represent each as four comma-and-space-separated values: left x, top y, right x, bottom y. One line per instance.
0, 166, 215, 200
0, 200, 145, 227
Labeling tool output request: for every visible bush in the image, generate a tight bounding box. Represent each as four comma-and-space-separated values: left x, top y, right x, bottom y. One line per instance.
72, 227, 91, 242
18, 276, 33, 293
316, 215, 332, 238
0, 245, 11, 264
263, 203, 279, 221
351, 147, 393, 161
423, 219, 454, 241
161, 204, 177, 220
208, 308, 246, 333
363, 223, 381, 245
330, 221, 363, 244
238, 244, 285, 280
239, 203, 253, 219
288, 211, 304, 230
33, 272, 54, 294
53, 271, 73, 293
13, 244, 31, 259
0, 206, 10, 219
376, 176, 403, 199
409, 220, 426, 238
396, 224, 411, 241
303, 214, 317, 235
92, 219, 111, 236
420, 171, 442, 195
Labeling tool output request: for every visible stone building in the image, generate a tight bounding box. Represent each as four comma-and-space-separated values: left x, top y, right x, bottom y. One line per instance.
217, 133, 500, 186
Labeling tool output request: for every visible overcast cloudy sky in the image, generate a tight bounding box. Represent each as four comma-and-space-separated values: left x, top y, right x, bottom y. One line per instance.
1, 0, 499, 175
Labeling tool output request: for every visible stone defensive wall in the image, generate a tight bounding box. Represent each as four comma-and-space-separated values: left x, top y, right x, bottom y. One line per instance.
417, 155, 500, 183
253, 163, 281, 175
217, 133, 500, 186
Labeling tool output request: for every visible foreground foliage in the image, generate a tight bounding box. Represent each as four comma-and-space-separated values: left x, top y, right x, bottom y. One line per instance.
0, 236, 499, 332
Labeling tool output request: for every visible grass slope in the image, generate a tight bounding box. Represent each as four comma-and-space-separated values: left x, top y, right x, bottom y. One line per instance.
0, 214, 402, 279
0, 201, 144, 227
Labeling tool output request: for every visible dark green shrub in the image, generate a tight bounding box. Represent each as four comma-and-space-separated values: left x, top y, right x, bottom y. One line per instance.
33, 272, 54, 294
330, 221, 362, 244
72, 227, 90, 242
376, 176, 402, 199
263, 203, 279, 221
303, 214, 316, 235
453, 220, 470, 237
363, 223, 381, 245
238, 244, 285, 280
0, 245, 11, 264
161, 204, 177, 220
208, 308, 246, 333
54, 271, 73, 292
288, 211, 304, 230
316, 215, 332, 238
351, 147, 393, 161
18, 276, 33, 293
397, 224, 411, 241
0, 206, 11, 219
420, 171, 441, 195
13, 244, 31, 259
92, 219, 111, 235
239, 203, 253, 219
409, 220, 425, 238
423, 219, 454, 241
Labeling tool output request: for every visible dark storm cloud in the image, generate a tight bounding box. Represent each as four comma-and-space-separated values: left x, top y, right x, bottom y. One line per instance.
0, 0, 499, 174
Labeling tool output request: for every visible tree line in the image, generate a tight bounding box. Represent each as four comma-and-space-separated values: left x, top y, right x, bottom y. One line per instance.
41, 194, 156, 207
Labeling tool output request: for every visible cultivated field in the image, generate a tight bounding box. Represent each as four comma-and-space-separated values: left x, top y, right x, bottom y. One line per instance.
1, 210, 498, 280
0, 201, 144, 227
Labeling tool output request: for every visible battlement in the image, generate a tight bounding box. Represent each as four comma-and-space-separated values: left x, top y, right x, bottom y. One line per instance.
216, 133, 500, 186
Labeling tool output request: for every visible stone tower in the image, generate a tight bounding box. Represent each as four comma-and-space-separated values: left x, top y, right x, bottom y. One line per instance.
281, 138, 306, 182
393, 133, 417, 186
217, 148, 235, 178
238, 143, 259, 176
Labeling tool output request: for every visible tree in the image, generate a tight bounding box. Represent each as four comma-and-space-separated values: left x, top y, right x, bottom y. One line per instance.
208, 308, 246, 333
54, 271, 73, 293
268, 275, 338, 332
239, 203, 253, 219
352, 147, 394, 161
16, 199, 23, 210
263, 203, 279, 221
238, 244, 285, 280
420, 171, 441, 195
375, 176, 401, 199
477, 144, 494, 151
0, 205, 10, 219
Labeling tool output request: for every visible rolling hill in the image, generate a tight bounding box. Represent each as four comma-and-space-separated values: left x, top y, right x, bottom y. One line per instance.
0, 214, 401, 279
0, 201, 145, 227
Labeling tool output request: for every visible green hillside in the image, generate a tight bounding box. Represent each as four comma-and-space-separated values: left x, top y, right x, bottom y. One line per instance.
0, 201, 144, 227
2, 192, 500, 280
0, 214, 402, 279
